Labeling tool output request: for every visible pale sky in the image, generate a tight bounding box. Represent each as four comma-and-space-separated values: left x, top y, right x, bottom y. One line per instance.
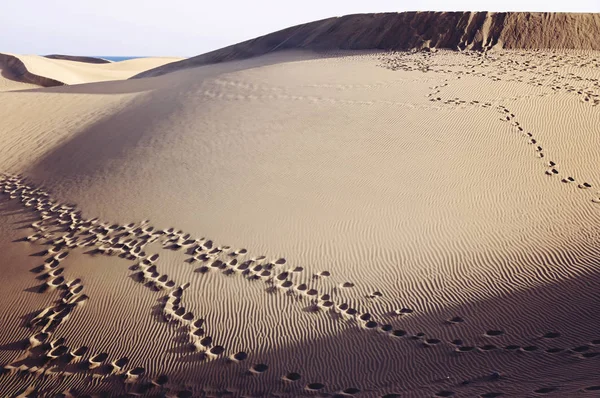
1, 0, 599, 57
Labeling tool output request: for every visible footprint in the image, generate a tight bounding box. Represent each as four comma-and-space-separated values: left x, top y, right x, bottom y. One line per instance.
561, 177, 575, 183
283, 372, 301, 382
250, 363, 268, 373
365, 321, 378, 329
359, 313, 372, 321
152, 374, 169, 386
209, 345, 225, 356
570, 345, 590, 353
89, 352, 109, 368
578, 182, 592, 189
306, 383, 326, 391
485, 330, 504, 337
70, 346, 88, 357
127, 367, 145, 379
295, 283, 308, 292
447, 316, 465, 324
425, 338, 441, 345
231, 351, 248, 361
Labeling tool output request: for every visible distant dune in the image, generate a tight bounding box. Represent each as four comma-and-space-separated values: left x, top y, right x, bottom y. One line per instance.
0, 53, 183, 90
135, 12, 600, 78
44, 54, 111, 64
0, 53, 64, 88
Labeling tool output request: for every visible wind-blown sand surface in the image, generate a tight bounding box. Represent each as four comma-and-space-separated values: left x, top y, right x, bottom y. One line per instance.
0, 53, 183, 90
1, 31, 600, 398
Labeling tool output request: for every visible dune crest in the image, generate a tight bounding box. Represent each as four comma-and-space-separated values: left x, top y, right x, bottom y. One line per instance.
44, 54, 111, 64
0, 53, 64, 88
134, 12, 600, 78
0, 53, 183, 90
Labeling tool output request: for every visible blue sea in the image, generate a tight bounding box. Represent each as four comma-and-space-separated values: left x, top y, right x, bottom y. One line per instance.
96, 56, 146, 62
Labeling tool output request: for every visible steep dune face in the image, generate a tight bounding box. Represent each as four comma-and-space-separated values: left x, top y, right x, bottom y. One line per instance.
0, 53, 183, 89
134, 12, 600, 78
0, 53, 65, 87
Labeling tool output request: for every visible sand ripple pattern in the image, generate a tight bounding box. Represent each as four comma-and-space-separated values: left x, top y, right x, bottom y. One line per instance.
1, 49, 600, 396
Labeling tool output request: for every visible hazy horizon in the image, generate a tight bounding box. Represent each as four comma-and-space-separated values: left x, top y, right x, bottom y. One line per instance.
2, 1, 600, 57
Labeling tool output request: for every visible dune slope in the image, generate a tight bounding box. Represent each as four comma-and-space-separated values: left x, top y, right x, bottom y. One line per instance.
135, 12, 600, 78
0, 53, 183, 89
0, 53, 64, 88
0, 47, 599, 396
44, 54, 111, 64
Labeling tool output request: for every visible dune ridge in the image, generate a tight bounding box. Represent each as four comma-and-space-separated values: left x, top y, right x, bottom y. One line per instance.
134, 12, 600, 78
0, 53, 183, 89
44, 55, 111, 64
0, 53, 65, 87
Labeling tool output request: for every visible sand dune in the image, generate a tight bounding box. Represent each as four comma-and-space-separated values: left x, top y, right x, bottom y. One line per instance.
0, 53, 183, 90
1, 12, 600, 398
135, 12, 600, 78
0, 53, 64, 89
44, 55, 111, 64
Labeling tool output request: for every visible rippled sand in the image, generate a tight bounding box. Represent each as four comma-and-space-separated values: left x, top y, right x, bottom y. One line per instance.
0, 49, 599, 397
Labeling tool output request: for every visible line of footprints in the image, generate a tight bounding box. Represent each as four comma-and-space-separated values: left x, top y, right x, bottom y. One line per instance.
379, 50, 600, 108
495, 105, 600, 201
3, 173, 600, 397
0, 175, 391, 396
426, 78, 599, 205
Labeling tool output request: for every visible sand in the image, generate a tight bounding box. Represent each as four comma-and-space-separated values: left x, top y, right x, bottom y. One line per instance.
136, 12, 600, 79
1, 45, 600, 396
0, 53, 183, 90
